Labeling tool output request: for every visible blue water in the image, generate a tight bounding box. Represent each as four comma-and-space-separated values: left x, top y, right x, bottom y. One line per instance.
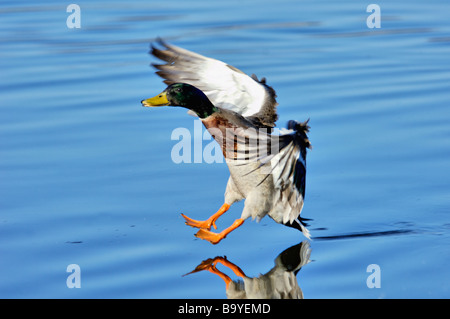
1, 0, 449, 298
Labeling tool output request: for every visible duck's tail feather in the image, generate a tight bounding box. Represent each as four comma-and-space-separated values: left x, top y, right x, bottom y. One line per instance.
284, 217, 311, 240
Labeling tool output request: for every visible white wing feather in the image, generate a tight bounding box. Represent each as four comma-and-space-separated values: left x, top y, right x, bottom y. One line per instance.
151, 40, 277, 124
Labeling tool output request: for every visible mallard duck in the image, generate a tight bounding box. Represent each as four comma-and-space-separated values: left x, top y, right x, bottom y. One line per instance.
141, 39, 312, 244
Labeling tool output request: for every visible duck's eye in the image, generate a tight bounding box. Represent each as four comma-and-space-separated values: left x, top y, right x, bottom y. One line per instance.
175, 88, 182, 93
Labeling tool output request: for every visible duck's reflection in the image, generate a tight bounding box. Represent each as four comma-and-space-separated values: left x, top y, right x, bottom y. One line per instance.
184, 241, 311, 299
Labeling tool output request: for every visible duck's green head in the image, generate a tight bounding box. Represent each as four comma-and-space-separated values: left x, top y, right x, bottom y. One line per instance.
141, 83, 218, 118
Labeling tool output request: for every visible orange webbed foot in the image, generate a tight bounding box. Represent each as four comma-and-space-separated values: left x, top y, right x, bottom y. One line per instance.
194, 219, 245, 245
180, 203, 230, 230
181, 213, 217, 230
195, 229, 224, 245
183, 258, 216, 276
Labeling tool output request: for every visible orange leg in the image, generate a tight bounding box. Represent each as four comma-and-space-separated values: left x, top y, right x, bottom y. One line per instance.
195, 218, 244, 245
181, 203, 230, 230
207, 265, 233, 289
183, 257, 245, 290
212, 257, 246, 278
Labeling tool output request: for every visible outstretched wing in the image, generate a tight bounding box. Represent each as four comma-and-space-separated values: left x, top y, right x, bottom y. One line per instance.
268, 120, 311, 237
228, 119, 311, 237
150, 39, 278, 127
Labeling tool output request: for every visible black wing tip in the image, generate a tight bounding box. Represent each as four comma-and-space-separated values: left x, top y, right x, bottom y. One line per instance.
148, 37, 160, 50
287, 119, 312, 149
287, 119, 310, 132
154, 37, 167, 47
149, 40, 179, 65
148, 37, 171, 55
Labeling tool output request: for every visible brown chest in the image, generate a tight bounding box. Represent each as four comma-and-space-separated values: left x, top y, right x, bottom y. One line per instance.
202, 116, 239, 160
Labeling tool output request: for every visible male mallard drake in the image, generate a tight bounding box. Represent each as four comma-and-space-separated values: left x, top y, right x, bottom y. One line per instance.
141, 40, 312, 244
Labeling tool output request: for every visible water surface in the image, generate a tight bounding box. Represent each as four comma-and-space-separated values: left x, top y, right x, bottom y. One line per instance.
1, 0, 449, 298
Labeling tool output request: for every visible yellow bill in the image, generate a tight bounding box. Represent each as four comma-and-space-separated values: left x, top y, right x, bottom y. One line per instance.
141, 91, 169, 107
